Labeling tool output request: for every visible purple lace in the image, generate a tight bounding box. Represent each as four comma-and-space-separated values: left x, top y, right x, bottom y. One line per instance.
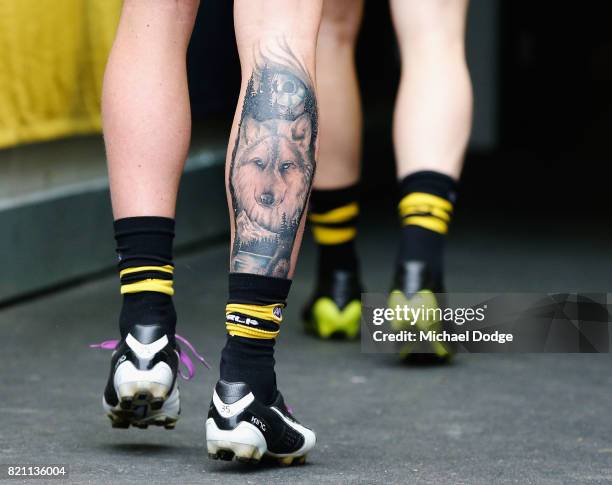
90, 334, 211, 380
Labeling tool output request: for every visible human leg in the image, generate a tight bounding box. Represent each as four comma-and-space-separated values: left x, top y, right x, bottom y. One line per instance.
302, 0, 365, 340
389, 0, 472, 360
97, 0, 201, 428
206, 0, 323, 464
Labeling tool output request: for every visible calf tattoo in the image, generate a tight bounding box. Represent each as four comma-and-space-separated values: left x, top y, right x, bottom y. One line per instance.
229, 40, 318, 277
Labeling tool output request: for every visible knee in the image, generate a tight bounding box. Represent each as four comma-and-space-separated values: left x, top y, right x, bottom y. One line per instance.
319, 0, 363, 47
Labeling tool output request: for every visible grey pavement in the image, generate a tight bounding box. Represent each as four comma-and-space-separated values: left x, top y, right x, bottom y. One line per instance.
1, 208, 611, 484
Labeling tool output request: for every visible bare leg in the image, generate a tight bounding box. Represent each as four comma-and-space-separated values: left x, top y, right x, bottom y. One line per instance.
388, 0, 472, 363
390, 0, 472, 180
313, 0, 364, 189
208, 1, 322, 461
301, 0, 364, 340
227, 0, 323, 278
103, 0, 199, 218
99, 0, 200, 431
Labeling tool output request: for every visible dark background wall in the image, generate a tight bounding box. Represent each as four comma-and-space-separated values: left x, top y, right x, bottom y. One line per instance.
186, 0, 611, 215
6, 0, 611, 306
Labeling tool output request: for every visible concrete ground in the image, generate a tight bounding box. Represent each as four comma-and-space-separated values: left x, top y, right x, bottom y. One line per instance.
1, 206, 611, 484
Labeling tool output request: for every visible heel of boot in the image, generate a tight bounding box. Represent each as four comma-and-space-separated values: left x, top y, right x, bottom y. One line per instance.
206, 419, 267, 464
105, 384, 179, 429
105, 361, 179, 429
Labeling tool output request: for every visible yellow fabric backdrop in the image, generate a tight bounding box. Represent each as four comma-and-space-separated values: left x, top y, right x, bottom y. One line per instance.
0, 0, 121, 149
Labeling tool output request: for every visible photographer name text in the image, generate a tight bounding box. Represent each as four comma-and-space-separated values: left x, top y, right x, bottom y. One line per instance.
371, 329, 513, 344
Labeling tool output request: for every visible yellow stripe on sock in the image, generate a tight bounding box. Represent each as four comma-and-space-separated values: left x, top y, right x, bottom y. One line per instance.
119, 265, 174, 278
308, 202, 359, 224
398, 192, 453, 214
225, 303, 284, 324
399, 204, 451, 222
402, 216, 448, 234
225, 323, 279, 340
121, 279, 175, 296
312, 226, 356, 245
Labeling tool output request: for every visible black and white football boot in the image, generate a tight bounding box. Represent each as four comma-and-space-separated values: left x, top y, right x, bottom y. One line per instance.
93, 325, 209, 429
206, 380, 316, 465
98, 324, 181, 429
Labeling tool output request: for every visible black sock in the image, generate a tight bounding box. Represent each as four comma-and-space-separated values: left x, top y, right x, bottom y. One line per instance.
220, 273, 291, 405
114, 217, 176, 338
397, 171, 457, 283
308, 185, 360, 275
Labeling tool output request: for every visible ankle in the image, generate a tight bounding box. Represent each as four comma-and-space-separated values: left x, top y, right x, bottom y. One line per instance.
120, 292, 176, 338
114, 216, 176, 338
220, 336, 277, 404
396, 171, 457, 278
309, 185, 360, 274
219, 273, 291, 404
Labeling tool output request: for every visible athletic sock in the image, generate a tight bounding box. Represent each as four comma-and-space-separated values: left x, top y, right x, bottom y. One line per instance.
397, 171, 457, 283
220, 273, 291, 405
308, 185, 360, 275
114, 217, 176, 339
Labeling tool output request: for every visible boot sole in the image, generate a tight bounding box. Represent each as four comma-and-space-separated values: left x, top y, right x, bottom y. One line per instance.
206, 419, 309, 466
104, 381, 179, 429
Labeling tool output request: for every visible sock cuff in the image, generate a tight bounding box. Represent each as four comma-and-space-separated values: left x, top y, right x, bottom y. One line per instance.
309, 185, 359, 246
226, 274, 290, 341
309, 184, 360, 214
228, 273, 291, 305
398, 171, 457, 203
398, 171, 456, 235
114, 217, 175, 271
120, 277, 175, 296
311, 225, 357, 245
114, 216, 175, 237
114, 216, 176, 297
225, 306, 282, 340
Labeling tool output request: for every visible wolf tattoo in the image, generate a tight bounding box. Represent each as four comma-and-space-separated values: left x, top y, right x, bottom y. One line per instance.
229, 41, 317, 277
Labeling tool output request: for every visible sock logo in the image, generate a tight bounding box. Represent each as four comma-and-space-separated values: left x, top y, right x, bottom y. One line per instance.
227, 314, 260, 326
225, 303, 283, 339
273, 306, 283, 319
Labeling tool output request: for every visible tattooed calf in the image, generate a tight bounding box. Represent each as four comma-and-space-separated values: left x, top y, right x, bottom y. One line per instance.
233, 114, 313, 233
229, 42, 317, 277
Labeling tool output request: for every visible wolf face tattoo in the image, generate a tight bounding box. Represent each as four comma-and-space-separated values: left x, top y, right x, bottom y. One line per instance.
229, 41, 317, 277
